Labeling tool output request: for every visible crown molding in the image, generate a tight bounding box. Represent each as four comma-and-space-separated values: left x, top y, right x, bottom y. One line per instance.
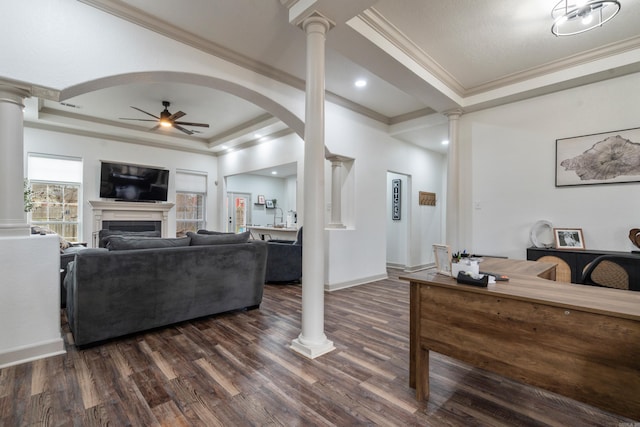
357, 8, 466, 97
465, 35, 640, 96
24, 120, 216, 157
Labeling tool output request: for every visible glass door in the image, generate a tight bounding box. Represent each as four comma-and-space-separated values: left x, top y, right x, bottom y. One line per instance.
226, 192, 252, 233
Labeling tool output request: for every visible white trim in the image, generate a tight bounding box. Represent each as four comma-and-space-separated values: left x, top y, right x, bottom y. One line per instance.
0, 338, 65, 369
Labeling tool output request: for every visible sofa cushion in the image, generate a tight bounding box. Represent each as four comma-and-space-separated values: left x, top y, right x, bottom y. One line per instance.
196, 229, 233, 235
187, 231, 250, 245
106, 236, 191, 251
98, 229, 161, 248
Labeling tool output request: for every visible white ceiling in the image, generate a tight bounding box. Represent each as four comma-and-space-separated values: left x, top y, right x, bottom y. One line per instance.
33, 0, 640, 155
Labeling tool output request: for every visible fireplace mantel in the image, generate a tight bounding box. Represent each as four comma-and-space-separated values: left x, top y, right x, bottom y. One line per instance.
89, 200, 174, 247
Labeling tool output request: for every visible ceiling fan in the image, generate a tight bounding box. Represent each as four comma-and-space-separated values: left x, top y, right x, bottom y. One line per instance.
119, 101, 209, 135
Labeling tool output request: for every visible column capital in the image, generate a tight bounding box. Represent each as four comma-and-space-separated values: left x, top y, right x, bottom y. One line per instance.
0, 85, 31, 108
443, 108, 464, 119
302, 13, 334, 33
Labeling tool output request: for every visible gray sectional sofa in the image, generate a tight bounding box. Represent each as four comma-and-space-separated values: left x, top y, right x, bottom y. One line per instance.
65, 231, 267, 346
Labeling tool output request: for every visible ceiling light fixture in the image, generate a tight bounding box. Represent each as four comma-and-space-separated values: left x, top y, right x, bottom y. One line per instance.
551, 0, 621, 36
354, 79, 367, 88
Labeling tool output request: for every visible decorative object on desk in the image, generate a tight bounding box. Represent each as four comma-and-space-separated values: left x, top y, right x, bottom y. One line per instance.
391, 179, 401, 220
257, 195, 265, 205
419, 191, 436, 206
554, 227, 585, 250
433, 244, 452, 276
629, 228, 640, 251
556, 126, 640, 187
452, 258, 480, 277
265, 199, 275, 209
530, 220, 554, 248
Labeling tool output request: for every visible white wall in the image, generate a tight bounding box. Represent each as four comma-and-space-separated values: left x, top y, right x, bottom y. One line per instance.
323, 103, 445, 287
458, 72, 640, 259
24, 127, 218, 241
0, 234, 64, 368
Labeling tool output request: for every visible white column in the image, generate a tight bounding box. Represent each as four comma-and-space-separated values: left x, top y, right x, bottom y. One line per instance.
444, 110, 462, 251
291, 14, 335, 359
0, 85, 31, 237
328, 159, 345, 228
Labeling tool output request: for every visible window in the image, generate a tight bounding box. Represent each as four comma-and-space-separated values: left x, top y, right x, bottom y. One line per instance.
27, 154, 83, 241
175, 170, 207, 235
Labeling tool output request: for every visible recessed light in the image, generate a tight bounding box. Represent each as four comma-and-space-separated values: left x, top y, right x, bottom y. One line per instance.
271, 171, 278, 175
355, 79, 367, 88
441, 140, 449, 145
254, 133, 262, 139
220, 145, 228, 150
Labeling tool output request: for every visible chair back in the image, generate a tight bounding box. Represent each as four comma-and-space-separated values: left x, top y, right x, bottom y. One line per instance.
580, 254, 640, 291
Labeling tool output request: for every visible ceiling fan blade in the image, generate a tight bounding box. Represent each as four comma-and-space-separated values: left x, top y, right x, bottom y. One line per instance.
173, 124, 194, 135
169, 111, 186, 121
174, 121, 210, 128
130, 106, 159, 119
119, 118, 158, 122
149, 124, 161, 132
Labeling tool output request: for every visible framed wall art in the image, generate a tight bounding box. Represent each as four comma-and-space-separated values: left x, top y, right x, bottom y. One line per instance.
392, 179, 401, 220
555, 126, 640, 187
553, 228, 585, 250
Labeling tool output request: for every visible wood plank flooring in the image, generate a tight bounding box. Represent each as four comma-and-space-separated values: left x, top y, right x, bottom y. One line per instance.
1, 269, 636, 426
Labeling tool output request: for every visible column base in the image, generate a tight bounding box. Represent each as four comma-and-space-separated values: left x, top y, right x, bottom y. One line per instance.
0, 222, 31, 237
327, 223, 346, 229
291, 336, 335, 359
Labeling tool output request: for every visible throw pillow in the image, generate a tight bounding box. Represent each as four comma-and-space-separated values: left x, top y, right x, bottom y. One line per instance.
98, 230, 161, 248
187, 231, 250, 246
106, 236, 191, 251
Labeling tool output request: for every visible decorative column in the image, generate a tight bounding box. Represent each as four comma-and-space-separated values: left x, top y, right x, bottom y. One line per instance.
290, 14, 335, 359
444, 109, 462, 251
327, 157, 345, 228
0, 85, 31, 237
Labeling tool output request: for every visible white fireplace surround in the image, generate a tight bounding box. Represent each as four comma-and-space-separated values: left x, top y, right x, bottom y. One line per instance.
89, 200, 174, 247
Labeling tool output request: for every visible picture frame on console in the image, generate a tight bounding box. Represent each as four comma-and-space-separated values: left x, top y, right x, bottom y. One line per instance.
554, 228, 585, 250
555, 126, 640, 187
257, 195, 265, 205
265, 200, 274, 209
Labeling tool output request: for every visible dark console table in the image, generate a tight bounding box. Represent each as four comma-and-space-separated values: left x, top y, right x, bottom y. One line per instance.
527, 247, 636, 284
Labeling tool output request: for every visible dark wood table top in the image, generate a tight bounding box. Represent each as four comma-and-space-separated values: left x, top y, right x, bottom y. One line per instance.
401, 258, 640, 321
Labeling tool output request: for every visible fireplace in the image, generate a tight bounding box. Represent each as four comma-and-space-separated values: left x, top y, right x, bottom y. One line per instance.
102, 220, 161, 233
89, 200, 174, 247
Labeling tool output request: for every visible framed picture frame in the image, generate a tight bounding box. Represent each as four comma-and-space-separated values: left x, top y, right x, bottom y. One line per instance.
257, 195, 265, 205
553, 228, 585, 250
433, 244, 452, 276
265, 200, 274, 209
555, 126, 640, 187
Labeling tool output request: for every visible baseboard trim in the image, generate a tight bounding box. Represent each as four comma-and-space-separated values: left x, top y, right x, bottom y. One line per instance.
0, 337, 66, 369
325, 273, 389, 291
404, 263, 435, 273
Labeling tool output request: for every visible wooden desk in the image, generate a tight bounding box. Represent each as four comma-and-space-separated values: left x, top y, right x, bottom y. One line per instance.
401, 258, 640, 420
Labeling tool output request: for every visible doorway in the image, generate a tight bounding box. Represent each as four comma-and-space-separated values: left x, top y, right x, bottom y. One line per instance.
226, 192, 252, 233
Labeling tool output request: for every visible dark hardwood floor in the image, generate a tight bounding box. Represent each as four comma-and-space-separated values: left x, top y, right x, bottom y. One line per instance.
1, 269, 636, 426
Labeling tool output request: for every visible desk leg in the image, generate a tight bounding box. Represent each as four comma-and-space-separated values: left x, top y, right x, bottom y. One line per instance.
409, 283, 418, 388
416, 347, 430, 401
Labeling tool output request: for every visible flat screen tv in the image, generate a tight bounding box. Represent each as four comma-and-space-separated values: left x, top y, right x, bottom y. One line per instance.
99, 161, 169, 202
